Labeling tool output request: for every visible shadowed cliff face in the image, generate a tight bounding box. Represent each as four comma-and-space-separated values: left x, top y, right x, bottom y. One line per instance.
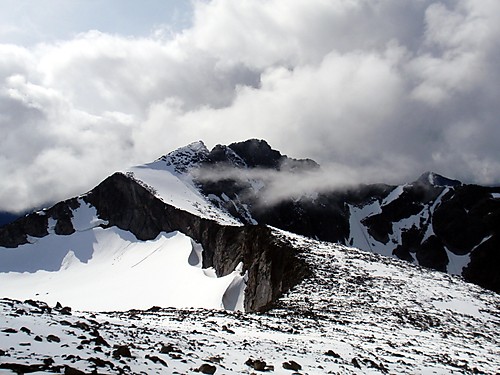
0, 173, 310, 312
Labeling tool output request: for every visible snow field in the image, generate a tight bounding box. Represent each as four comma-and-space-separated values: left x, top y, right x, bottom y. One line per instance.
0, 200, 245, 312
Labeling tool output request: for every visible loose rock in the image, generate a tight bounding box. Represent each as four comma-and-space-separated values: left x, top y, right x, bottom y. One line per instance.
198, 363, 217, 374
113, 345, 133, 358
47, 334, 61, 343
283, 360, 302, 371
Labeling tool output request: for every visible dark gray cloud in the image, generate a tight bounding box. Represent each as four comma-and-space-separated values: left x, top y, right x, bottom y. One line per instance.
1, 0, 499, 212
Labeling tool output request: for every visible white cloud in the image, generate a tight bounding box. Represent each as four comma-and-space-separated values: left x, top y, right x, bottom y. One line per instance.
0, 0, 499, 212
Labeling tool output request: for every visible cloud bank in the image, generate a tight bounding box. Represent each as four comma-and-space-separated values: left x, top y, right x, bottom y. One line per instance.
1, 0, 500, 212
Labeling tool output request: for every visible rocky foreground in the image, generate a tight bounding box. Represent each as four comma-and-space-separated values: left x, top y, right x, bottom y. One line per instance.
1, 230, 499, 374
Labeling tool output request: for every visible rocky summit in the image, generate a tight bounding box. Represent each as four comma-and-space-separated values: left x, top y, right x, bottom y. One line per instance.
0, 139, 499, 374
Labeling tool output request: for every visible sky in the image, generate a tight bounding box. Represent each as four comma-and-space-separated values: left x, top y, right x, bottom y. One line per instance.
0, 0, 499, 213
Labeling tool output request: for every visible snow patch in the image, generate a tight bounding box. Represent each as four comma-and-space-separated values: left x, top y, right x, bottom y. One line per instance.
445, 248, 471, 275
381, 185, 404, 206
432, 299, 481, 318
47, 217, 57, 234
222, 263, 247, 312
60, 250, 81, 271
445, 234, 493, 275
71, 199, 108, 231
0, 228, 96, 272
348, 200, 383, 253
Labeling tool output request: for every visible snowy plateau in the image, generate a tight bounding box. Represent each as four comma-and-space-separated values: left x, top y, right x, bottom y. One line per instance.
0, 140, 499, 374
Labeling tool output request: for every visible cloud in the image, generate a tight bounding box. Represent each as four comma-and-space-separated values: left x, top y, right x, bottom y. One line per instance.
1, 0, 500, 212
192, 161, 393, 209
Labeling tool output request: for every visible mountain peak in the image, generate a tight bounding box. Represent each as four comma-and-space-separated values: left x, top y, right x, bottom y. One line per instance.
228, 139, 283, 169
157, 141, 209, 173
415, 171, 462, 187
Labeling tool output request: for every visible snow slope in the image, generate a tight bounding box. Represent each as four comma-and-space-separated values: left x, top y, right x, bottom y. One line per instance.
0, 229, 498, 374
125, 141, 241, 226
0, 199, 245, 312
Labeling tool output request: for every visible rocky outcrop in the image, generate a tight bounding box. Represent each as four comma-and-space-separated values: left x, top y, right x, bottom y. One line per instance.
0, 198, 81, 248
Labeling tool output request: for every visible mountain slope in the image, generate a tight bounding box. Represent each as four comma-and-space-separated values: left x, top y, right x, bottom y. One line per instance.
1, 229, 498, 374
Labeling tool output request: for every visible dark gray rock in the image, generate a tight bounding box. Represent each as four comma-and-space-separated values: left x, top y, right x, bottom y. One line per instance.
198, 363, 216, 374
245, 358, 270, 371
46, 334, 61, 343
146, 354, 168, 367
64, 365, 86, 375
113, 344, 132, 358
325, 350, 341, 358
282, 360, 302, 371
160, 343, 182, 354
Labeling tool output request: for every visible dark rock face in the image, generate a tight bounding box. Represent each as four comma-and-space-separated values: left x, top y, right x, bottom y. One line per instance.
433, 186, 500, 292
202, 139, 319, 173
226, 139, 282, 169
433, 186, 499, 254
463, 235, 500, 292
